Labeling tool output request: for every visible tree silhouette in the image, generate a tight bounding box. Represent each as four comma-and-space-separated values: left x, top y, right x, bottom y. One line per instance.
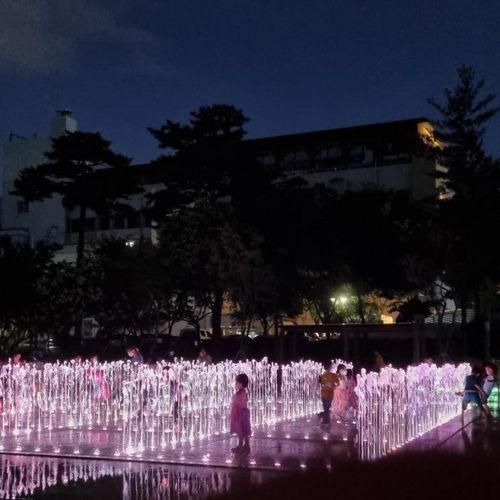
429, 66, 500, 358
148, 105, 273, 338
13, 131, 142, 267
0, 237, 87, 355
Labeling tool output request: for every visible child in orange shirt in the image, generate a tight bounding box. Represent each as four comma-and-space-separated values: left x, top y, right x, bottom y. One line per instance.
318, 361, 339, 424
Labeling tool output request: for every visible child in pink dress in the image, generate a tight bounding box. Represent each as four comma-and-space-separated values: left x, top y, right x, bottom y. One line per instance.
332, 364, 349, 420
230, 373, 251, 454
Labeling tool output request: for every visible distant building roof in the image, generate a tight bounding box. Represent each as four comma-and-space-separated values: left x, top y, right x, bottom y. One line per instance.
245, 117, 431, 155
115, 117, 432, 178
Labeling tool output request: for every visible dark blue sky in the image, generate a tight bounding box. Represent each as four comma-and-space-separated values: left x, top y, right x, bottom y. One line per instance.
1, 0, 500, 164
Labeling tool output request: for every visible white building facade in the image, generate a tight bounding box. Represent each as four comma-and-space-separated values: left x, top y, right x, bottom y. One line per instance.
1, 111, 78, 246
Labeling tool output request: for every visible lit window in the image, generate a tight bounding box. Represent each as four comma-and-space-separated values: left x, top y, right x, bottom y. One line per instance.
125, 240, 136, 248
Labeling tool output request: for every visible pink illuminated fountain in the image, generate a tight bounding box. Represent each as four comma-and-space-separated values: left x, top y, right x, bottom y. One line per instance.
0, 358, 469, 463
0, 358, 325, 456
355, 362, 470, 459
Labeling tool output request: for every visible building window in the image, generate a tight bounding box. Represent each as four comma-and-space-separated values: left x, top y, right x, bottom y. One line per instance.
317, 147, 342, 160
282, 150, 309, 171
17, 201, 29, 214
347, 145, 365, 164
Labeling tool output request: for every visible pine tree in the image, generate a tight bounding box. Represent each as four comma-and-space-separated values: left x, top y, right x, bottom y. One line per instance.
429, 66, 500, 358
13, 131, 142, 267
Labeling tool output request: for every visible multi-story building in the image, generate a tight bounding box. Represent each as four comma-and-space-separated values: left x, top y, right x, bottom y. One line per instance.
247, 117, 437, 200
1, 113, 437, 260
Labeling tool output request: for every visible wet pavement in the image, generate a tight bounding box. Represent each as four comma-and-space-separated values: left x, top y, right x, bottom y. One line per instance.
1, 410, 498, 499
0, 417, 356, 472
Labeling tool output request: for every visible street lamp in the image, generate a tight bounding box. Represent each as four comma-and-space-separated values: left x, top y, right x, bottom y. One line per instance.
331, 296, 348, 304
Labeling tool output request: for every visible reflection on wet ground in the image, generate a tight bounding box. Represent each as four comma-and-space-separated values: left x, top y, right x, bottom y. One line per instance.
0, 455, 275, 499
0, 416, 356, 498
1, 412, 496, 499
438, 414, 500, 458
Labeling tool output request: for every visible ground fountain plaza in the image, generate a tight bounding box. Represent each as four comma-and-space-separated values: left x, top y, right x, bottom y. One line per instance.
356, 363, 470, 460
0, 359, 469, 469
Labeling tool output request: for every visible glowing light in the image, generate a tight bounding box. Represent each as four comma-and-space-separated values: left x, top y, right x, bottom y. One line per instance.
0, 357, 340, 457
356, 362, 469, 460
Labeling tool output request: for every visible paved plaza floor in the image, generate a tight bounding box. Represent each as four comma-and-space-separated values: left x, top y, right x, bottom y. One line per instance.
0, 416, 357, 472
0, 411, 497, 498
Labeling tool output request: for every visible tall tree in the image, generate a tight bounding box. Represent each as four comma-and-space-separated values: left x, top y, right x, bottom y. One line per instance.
148, 105, 274, 337
429, 66, 500, 358
13, 131, 142, 267
429, 66, 499, 198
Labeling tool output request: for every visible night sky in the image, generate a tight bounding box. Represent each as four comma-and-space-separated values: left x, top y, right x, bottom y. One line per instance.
1, 0, 500, 165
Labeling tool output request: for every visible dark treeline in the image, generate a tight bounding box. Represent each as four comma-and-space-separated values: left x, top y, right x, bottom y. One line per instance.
2, 66, 500, 359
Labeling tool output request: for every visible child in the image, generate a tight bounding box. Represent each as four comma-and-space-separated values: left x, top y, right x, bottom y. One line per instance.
126, 346, 144, 364
230, 373, 251, 454
318, 361, 339, 424
197, 348, 213, 365
482, 362, 497, 400
459, 366, 489, 425
483, 362, 499, 419
486, 380, 500, 419
89, 355, 109, 401
345, 368, 358, 418
333, 364, 349, 421
373, 351, 385, 372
